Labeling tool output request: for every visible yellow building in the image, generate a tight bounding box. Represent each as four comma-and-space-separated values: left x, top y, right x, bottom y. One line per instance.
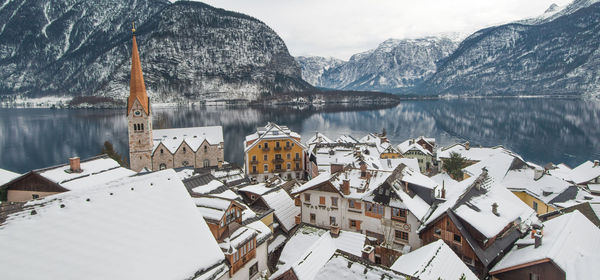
244, 123, 306, 182
512, 190, 557, 215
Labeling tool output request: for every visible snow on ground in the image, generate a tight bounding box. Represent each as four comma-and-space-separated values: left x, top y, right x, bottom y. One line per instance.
0, 169, 226, 280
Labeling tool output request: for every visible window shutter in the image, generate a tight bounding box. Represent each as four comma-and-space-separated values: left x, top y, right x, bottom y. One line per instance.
356, 221, 362, 230
356, 202, 362, 210
320, 196, 325, 205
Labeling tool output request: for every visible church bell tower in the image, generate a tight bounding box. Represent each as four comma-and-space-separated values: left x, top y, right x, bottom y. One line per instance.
127, 23, 153, 172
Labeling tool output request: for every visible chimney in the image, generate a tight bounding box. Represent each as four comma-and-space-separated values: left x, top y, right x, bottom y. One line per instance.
360, 163, 367, 178
465, 141, 470, 150
69, 157, 81, 173
330, 224, 340, 237
534, 230, 543, 248
441, 184, 446, 199
342, 180, 350, 195
404, 181, 409, 193
492, 202, 499, 216
331, 163, 344, 174
217, 160, 223, 169
361, 245, 375, 263
594, 160, 599, 167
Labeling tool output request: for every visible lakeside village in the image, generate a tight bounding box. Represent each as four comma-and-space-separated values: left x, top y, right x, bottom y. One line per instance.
1, 33, 600, 280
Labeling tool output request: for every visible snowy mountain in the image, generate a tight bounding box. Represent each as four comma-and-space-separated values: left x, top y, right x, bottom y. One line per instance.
422, 0, 600, 96
295, 56, 345, 87
297, 37, 458, 93
0, 0, 312, 102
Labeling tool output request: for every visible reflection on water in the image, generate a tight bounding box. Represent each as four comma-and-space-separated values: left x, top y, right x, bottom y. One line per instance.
1, 98, 599, 173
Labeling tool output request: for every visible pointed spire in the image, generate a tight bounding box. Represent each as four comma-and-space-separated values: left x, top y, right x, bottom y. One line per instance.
127, 22, 149, 116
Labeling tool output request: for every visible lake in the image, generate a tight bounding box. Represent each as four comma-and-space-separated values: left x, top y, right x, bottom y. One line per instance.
1, 97, 599, 174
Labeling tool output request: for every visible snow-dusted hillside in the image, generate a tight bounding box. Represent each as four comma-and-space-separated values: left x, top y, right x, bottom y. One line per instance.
295, 56, 345, 86
0, 0, 312, 102
297, 37, 458, 93
422, 0, 600, 96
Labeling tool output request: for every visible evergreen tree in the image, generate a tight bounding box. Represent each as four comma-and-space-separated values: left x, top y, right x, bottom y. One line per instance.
100, 141, 128, 167
444, 152, 467, 180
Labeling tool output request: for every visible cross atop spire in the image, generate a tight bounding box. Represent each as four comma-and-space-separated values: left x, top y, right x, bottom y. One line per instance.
127, 28, 150, 116
132, 21, 136, 34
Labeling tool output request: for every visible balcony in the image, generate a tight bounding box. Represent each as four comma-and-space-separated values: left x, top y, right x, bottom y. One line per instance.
272, 158, 284, 164
250, 160, 259, 165
294, 167, 303, 171
274, 146, 282, 151
284, 146, 292, 151
293, 157, 302, 161
262, 147, 270, 152
249, 170, 259, 175
272, 168, 284, 173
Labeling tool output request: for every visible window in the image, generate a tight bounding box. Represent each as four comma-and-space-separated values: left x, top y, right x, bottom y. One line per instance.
295, 152, 300, 159
310, 213, 316, 223
295, 162, 300, 170
32, 194, 39, 199
275, 154, 282, 160
252, 155, 256, 161
349, 219, 361, 230
276, 142, 280, 148
350, 219, 357, 227
287, 153, 291, 159
295, 197, 301, 206
529, 273, 540, 280
319, 196, 326, 205
140, 123, 144, 131
264, 164, 269, 172
532, 201, 538, 211
264, 154, 268, 161
182, 147, 186, 153
330, 216, 336, 225
252, 165, 257, 173
264, 143, 269, 148
286, 141, 290, 147
392, 207, 407, 221
365, 202, 384, 217
204, 146, 208, 152
349, 200, 361, 210
203, 159, 210, 167
160, 149, 164, 154
453, 233, 462, 243
304, 193, 311, 202
287, 163, 291, 170
159, 163, 167, 170
434, 227, 442, 236
275, 164, 282, 170
249, 263, 258, 277
331, 197, 338, 207
395, 230, 409, 241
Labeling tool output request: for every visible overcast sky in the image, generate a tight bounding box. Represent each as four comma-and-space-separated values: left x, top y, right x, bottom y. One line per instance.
200, 0, 573, 60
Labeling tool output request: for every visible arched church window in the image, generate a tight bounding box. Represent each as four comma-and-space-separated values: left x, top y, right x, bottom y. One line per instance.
159, 163, 167, 170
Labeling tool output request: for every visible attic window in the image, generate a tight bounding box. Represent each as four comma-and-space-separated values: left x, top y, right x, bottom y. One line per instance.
453, 234, 462, 243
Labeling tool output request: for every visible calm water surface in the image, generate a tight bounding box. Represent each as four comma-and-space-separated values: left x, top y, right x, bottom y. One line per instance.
1, 98, 599, 173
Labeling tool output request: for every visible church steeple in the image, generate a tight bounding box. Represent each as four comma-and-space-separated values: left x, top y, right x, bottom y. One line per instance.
127, 22, 150, 116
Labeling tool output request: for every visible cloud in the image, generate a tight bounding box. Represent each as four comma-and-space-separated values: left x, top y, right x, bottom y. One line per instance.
199, 0, 573, 60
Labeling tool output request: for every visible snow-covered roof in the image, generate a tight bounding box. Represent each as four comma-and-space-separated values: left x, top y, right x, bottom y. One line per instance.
317, 252, 404, 280
272, 225, 367, 280
336, 135, 359, 144
491, 211, 600, 279
244, 122, 304, 152
191, 179, 226, 195
240, 183, 275, 196
193, 196, 239, 222
152, 126, 223, 154
379, 158, 419, 171
390, 240, 478, 280
261, 189, 300, 232
0, 169, 227, 280
311, 143, 385, 173
33, 156, 135, 191
220, 226, 259, 253
0, 168, 20, 185
268, 234, 287, 253
437, 143, 515, 161
396, 139, 432, 156
306, 132, 334, 145
548, 163, 573, 181
502, 168, 572, 205
570, 161, 600, 185
422, 170, 537, 239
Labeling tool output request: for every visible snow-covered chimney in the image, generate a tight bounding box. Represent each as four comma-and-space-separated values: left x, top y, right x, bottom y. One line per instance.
534, 230, 543, 248
492, 202, 499, 216
331, 164, 344, 174
534, 169, 544, 180
594, 160, 599, 167
217, 160, 223, 169
69, 157, 81, 173
361, 245, 375, 263
465, 141, 470, 150
441, 184, 446, 199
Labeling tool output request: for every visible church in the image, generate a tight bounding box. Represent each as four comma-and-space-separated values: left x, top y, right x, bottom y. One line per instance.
127, 26, 224, 172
